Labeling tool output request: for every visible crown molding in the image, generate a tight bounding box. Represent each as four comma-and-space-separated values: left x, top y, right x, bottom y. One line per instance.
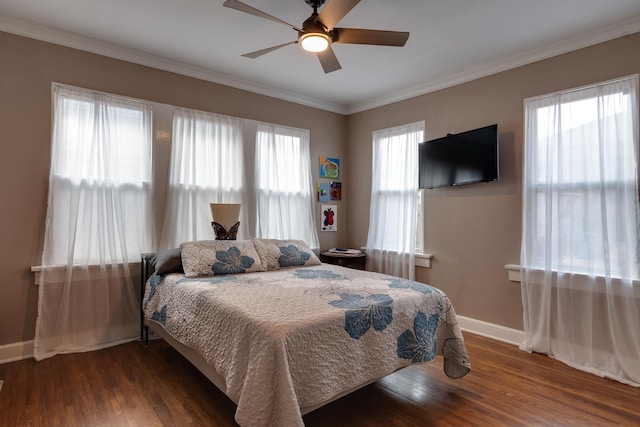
2, 14, 639, 116
0, 14, 347, 114
346, 15, 640, 114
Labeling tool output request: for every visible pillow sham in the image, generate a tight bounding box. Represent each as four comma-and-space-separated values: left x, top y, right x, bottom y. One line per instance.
180, 240, 265, 277
251, 238, 321, 271
149, 248, 183, 275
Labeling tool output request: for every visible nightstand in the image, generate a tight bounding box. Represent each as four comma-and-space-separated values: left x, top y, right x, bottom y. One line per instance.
320, 251, 367, 270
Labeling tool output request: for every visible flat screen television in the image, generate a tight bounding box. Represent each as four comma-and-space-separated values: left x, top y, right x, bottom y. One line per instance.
418, 124, 499, 189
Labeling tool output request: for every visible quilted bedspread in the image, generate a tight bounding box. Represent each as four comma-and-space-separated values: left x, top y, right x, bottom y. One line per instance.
144, 264, 470, 427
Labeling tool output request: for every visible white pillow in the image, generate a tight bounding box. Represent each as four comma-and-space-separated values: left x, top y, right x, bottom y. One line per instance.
180, 240, 265, 277
251, 238, 321, 271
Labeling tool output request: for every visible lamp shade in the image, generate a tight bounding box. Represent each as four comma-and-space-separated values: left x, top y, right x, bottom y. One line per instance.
210, 203, 241, 231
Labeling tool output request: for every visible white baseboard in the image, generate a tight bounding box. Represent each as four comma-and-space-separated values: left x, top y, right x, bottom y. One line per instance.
457, 315, 525, 346
0, 340, 34, 364
0, 317, 524, 365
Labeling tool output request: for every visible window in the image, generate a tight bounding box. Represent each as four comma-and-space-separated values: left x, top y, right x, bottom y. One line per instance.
522, 75, 639, 278
255, 123, 319, 249
159, 109, 245, 248
366, 121, 424, 279
159, 112, 318, 249
36, 84, 153, 360
44, 84, 153, 265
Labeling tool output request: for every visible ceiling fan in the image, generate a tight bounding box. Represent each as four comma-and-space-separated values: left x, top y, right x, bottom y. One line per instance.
222, 0, 410, 73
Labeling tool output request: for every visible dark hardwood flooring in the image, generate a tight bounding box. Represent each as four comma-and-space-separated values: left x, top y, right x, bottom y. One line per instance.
0, 332, 638, 426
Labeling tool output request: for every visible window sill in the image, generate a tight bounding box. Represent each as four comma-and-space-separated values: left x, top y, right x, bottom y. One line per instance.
31, 262, 141, 285
505, 264, 521, 282
359, 247, 432, 268
415, 253, 433, 268
504, 264, 639, 297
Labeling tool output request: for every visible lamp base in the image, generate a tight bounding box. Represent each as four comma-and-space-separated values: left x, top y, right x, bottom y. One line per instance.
212, 221, 240, 240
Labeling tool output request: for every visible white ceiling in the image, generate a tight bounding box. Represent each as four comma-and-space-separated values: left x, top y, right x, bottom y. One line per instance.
2, 0, 640, 114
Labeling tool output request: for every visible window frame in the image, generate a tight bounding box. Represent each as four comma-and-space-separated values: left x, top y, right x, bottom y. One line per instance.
368, 121, 425, 254
522, 75, 639, 279
45, 84, 154, 266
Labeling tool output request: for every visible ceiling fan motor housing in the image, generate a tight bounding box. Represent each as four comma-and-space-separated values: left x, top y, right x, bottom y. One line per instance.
300, 14, 328, 37
305, 0, 326, 9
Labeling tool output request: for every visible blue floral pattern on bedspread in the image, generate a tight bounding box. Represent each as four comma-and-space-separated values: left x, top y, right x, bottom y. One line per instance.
388, 278, 436, 294
176, 276, 237, 285
397, 311, 439, 363
146, 273, 163, 304
152, 305, 168, 326
293, 269, 342, 280
212, 247, 256, 274
330, 293, 394, 339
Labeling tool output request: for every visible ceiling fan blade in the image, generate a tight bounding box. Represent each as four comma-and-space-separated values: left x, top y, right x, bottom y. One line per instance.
223, 0, 301, 31
317, 46, 342, 74
242, 41, 297, 59
333, 28, 409, 46
317, 0, 360, 30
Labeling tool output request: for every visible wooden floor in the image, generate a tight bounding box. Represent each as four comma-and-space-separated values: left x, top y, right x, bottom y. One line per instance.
0, 332, 638, 426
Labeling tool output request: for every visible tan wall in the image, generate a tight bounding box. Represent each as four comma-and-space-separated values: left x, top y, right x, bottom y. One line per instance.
346, 32, 640, 330
2, 29, 639, 346
0, 32, 347, 345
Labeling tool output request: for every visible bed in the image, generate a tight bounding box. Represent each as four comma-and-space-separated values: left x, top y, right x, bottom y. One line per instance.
141, 238, 470, 427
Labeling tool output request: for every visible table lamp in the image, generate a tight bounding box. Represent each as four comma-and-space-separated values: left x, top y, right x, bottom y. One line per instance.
210, 203, 241, 240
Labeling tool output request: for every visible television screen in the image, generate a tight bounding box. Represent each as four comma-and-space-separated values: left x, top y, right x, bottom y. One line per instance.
418, 124, 499, 189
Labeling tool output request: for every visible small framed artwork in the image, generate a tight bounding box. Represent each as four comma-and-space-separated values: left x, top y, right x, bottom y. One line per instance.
330, 181, 341, 201
317, 182, 330, 202
321, 204, 337, 232
320, 156, 340, 179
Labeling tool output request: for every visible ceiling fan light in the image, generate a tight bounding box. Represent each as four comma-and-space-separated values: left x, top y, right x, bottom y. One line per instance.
300, 33, 330, 52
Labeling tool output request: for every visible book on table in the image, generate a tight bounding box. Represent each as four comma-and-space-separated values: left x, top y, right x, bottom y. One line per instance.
327, 248, 362, 256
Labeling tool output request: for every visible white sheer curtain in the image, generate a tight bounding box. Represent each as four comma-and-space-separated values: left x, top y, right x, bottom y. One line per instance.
35, 84, 154, 360
366, 121, 424, 280
159, 108, 246, 248
521, 75, 640, 386
255, 123, 319, 250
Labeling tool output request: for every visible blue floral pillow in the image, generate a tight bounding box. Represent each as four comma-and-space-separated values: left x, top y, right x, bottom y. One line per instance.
180, 240, 266, 277
251, 238, 321, 270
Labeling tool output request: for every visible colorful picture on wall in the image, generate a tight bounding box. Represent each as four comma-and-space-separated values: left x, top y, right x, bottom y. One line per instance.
330, 181, 342, 201
317, 182, 330, 202
321, 204, 337, 232
319, 157, 340, 179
